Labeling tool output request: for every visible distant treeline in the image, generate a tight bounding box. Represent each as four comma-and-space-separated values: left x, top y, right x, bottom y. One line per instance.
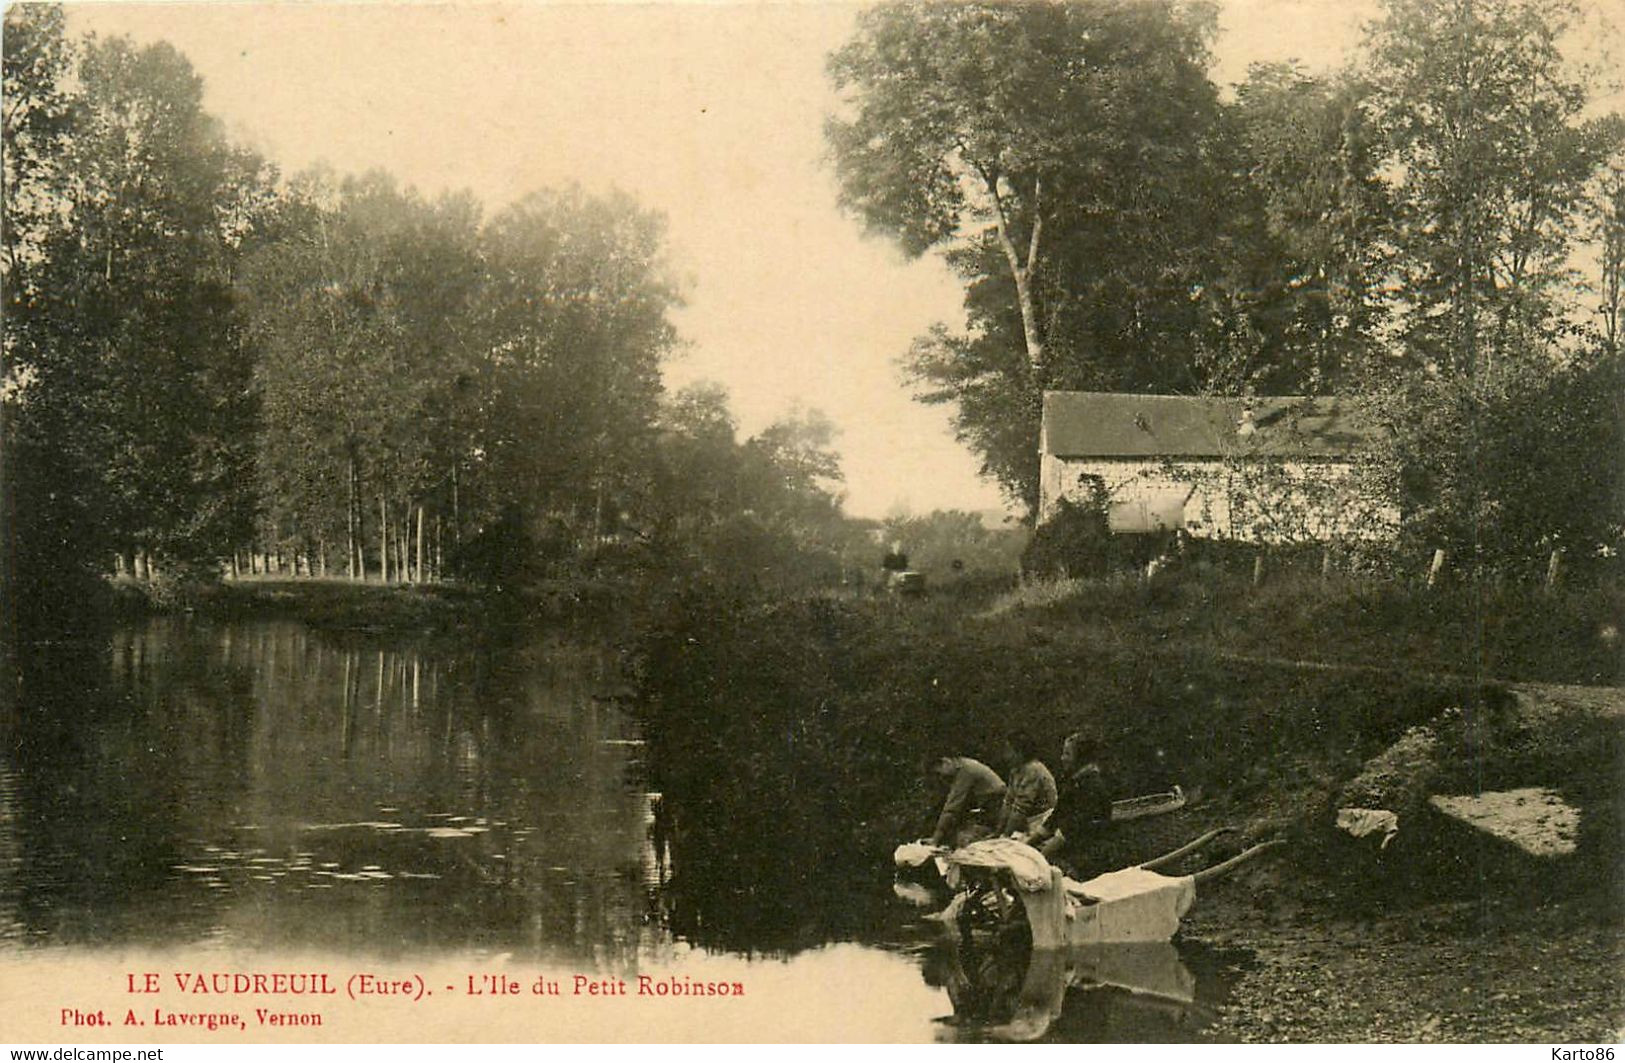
0, 7, 1024, 636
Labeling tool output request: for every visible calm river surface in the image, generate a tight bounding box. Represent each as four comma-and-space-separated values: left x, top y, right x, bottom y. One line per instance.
0, 617, 1232, 1041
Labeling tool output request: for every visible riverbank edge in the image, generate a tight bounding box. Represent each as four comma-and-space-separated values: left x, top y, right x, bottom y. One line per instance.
104, 574, 641, 635
633, 587, 1623, 1040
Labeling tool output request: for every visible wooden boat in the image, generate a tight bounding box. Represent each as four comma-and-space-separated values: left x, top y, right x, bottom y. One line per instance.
905, 828, 1280, 1041
1027, 830, 1282, 949
903, 827, 1282, 951
1110, 785, 1185, 821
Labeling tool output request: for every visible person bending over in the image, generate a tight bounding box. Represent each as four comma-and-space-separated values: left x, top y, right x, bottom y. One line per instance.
926, 754, 1006, 848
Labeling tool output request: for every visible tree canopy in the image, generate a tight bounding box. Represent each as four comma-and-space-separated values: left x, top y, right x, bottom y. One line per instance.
3, 6, 882, 627
829, 0, 1625, 559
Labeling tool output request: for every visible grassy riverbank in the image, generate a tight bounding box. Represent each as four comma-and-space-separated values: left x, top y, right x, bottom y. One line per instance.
636, 572, 1623, 1039
97, 567, 1624, 1039
105, 573, 637, 634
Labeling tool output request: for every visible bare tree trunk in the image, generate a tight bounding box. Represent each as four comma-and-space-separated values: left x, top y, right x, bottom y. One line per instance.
451, 464, 461, 547
380, 496, 389, 584
435, 515, 442, 581
986, 172, 1046, 372
415, 505, 425, 584
347, 452, 358, 581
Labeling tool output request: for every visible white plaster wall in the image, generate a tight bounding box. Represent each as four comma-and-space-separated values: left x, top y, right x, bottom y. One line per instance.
1040, 456, 1396, 542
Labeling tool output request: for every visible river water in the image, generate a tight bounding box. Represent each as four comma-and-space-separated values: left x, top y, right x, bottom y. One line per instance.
0, 617, 1235, 1042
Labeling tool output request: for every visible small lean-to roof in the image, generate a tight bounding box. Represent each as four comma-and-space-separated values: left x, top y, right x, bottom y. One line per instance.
1041, 392, 1373, 459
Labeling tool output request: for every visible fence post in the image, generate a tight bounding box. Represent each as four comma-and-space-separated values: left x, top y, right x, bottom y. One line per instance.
1252, 551, 1265, 588
1427, 548, 1446, 588
1320, 546, 1332, 581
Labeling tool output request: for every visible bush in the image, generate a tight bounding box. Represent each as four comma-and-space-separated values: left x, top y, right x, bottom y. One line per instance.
1369, 347, 1625, 580
443, 506, 538, 589
1021, 498, 1112, 578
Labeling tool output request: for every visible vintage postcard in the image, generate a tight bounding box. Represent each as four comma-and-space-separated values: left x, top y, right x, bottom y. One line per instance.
2, 0, 1621, 1048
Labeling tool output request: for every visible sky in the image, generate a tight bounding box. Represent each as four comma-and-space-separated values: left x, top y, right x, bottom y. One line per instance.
61, 0, 1620, 518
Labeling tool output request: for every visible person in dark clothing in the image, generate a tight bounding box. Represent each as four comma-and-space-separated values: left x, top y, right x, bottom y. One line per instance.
1033, 732, 1113, 877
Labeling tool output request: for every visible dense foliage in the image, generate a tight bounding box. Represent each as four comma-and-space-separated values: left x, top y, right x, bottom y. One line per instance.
0, 7, 871, 641
828, 0, 1625, 577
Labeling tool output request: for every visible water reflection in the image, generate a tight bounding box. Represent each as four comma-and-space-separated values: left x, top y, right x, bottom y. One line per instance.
0, 617, 1243, 1041
922, 930, 1237, 1043
3, 618, 648, 961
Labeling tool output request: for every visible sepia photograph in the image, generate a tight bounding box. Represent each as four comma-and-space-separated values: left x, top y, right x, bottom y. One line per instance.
2, 0, 1622, 1047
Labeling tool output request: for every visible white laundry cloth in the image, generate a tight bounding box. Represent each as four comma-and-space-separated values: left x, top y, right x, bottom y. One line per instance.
893, 840, 942, 868
944, 837, 1054, 892
1336, 807, 1400, 849
1061, 867, 1196, 944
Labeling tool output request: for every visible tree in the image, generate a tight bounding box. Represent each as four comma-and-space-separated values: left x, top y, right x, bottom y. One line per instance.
473, 186, 679, 543
2, 3, 75, 288
242, 171, 486, 579
65, 36, 265, 570
905, 322, 1045, 509
742, 406, 844, 507
828, 0, 1224, 375
244, 177, 682, 582
649, 382, 743, 533
1363, 0, 1621, 374
5, 25, 269, 624
1587, 143, 1625, 352
1227, 62, 1390, 390
1346, 0, 1625, 577
1365, 347, 1623, 574
829, 1, 1257, 512
3, 4, 84, 637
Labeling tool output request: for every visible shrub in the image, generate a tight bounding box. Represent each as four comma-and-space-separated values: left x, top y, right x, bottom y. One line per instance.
1021, 498, 1112, 578
1367, 347, 1625, 580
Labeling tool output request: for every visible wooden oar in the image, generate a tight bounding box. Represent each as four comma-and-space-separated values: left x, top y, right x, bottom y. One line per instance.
1137, 826, 1236, 872
1192, 839, 1287, 885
